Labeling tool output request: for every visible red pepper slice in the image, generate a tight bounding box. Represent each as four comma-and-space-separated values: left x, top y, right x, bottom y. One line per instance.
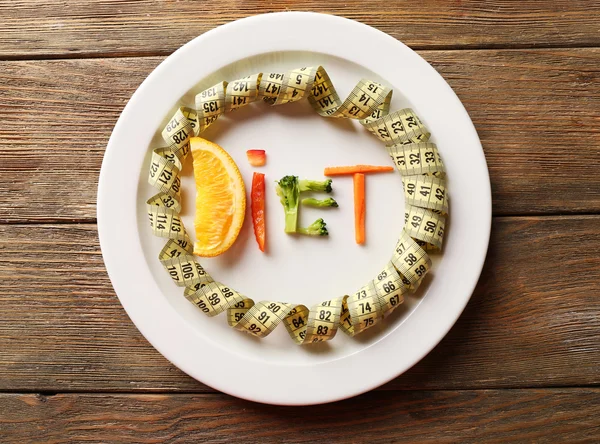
251, 172, 266, 252
246, 149, 266, 167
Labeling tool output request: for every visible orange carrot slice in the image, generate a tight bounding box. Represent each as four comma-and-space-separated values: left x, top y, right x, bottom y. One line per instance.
324, 165, 393, 176
353, 173, 366, 245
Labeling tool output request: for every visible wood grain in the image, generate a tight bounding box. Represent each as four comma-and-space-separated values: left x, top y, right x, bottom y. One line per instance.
1, 1, 600, 58
0, 216, 597, 393
1, 3, 597, 439
1, 390, 598, 443
426, 49, 600, 215
0, 49, 598, 222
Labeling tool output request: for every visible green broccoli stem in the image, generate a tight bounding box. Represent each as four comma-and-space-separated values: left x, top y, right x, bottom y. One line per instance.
301, 197, 338, 208
285, 210, 298, 233
297, 218, 328, 236
276, 175, 300, 234
298, 179, 333, 193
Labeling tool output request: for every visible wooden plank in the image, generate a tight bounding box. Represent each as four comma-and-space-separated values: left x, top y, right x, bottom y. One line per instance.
1, 1, 600, 57
0, 390, 598, 442
0, 216, 597, 392
0, 49, 598, 222
424, 48, 600, 215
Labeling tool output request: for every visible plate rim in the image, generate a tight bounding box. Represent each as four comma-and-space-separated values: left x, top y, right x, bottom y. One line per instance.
98, 11, 492, 405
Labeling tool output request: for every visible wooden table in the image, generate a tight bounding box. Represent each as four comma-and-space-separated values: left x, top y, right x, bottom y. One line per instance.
1, 2, 599, 442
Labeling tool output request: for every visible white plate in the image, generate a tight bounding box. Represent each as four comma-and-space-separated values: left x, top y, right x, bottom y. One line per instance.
98, 12, 491, 405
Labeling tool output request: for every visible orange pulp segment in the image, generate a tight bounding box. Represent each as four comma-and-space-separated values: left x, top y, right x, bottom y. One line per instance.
190, 137, 246, 257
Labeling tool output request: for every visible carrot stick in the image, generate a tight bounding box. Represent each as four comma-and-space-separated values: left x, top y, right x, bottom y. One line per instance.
353, 173, 366, 245
324, 165, 394, 176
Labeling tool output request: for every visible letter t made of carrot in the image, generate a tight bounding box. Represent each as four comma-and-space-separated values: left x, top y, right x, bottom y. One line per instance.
323, 165, 395, 244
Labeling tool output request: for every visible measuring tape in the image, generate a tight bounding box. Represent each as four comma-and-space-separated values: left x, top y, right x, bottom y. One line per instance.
147, 66, 447, 344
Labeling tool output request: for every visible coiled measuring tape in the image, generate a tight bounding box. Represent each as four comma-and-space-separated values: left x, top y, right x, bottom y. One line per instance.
147, 66, 447, 344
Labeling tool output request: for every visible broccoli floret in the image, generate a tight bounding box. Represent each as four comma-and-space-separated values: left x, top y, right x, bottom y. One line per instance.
298, 218, 328, 236
275, 175, 299, 233
277, 176, 334, 235
299, 178, 332, 193
301, 197, 338, 208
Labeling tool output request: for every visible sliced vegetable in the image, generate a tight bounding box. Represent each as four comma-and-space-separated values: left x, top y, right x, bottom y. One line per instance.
190, 137, 246, 257
324, 165, 393, 176
299, 178, 332, 193
275, 175, 299, 233
277, 176, 334, 236
353, 173, 366, 245
301, 197, 338, 208
298, 218, 328, 236
251, 172, 266, 252
246, 149, 266, 167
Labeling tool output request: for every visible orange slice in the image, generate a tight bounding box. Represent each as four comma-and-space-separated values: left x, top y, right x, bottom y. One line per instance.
190, 137, 246, 257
